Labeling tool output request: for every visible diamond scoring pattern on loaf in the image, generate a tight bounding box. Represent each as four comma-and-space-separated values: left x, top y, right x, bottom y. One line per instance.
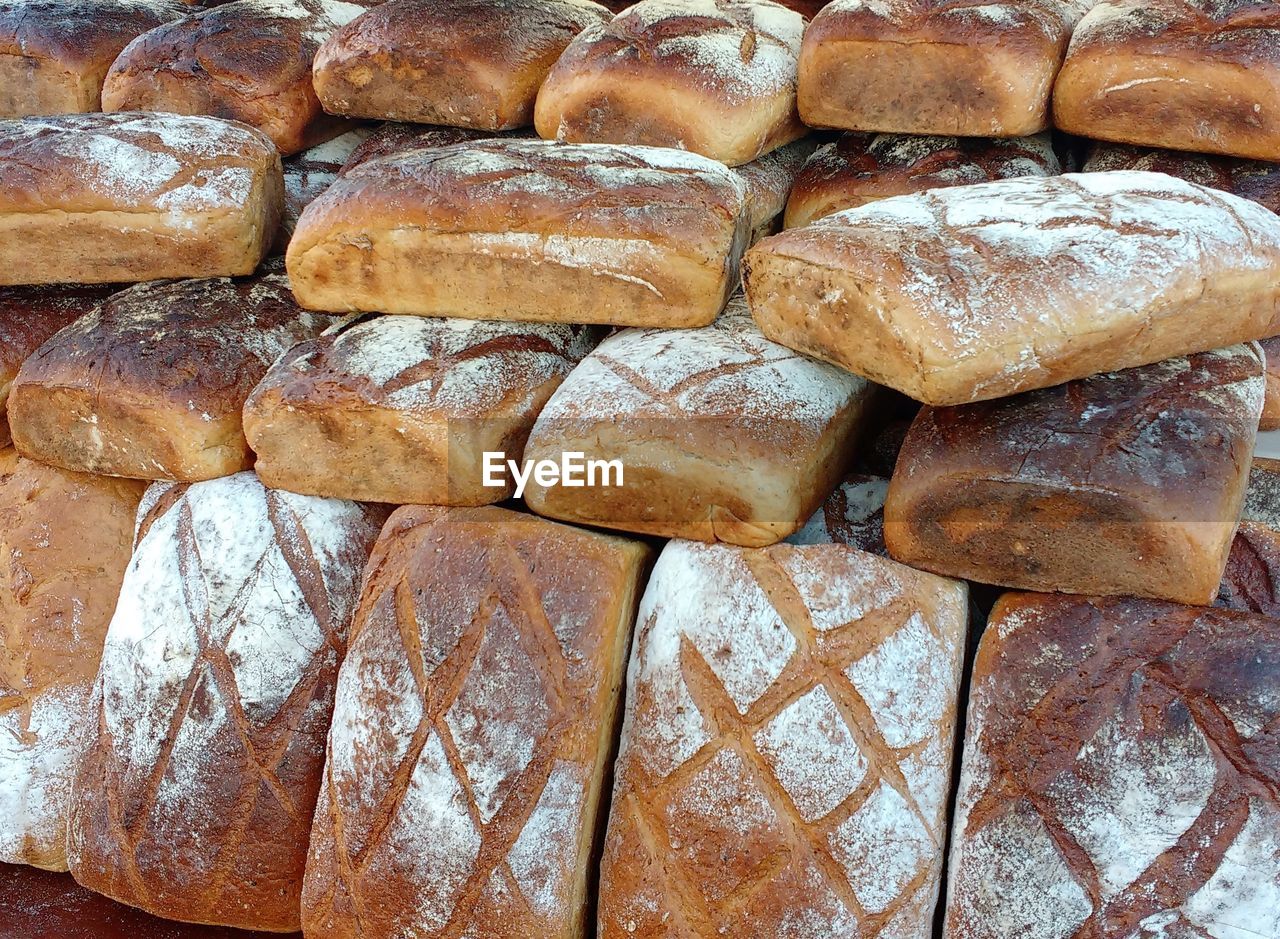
599, 540, 968, 936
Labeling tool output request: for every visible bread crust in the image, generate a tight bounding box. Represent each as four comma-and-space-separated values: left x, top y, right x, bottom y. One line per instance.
1083, 141, 1280, 214
0, 113, 282, 286
278, 127, 371, 249
313, 0, 611, 129
787, 472, 890, 554
732, 135, 816, 241
287, 139, 751, 327
339, 122, 501, 175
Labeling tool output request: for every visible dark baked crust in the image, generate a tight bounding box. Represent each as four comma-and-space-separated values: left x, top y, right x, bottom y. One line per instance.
1084, 142, 1280, 214
278, 127, 371, 249
339, 122, 514, 174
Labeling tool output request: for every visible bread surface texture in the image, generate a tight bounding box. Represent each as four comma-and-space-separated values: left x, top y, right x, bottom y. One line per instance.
278, 127, 371, 249
787, 472, 890, 555
1084, 142, 1280, 214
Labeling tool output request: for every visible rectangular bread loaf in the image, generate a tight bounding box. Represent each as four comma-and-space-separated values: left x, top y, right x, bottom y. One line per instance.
287, 139, 751, 327
945, 592, 1280, 937
745, 171, 1280, 404
9, 269, 338, 482
883, 345, 1264, 605
522, 298, 875, 546
67, 472, 385, 932
599, 539, 968, 937
0, 113, 282, 285
244, 315, 603, 504
302, 505, 648, 939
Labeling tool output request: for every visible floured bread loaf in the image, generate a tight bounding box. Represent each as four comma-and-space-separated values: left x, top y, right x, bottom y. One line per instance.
9, 269, 337, 482
302, 505, 648, 938
945, 592, 1280, 937
314, 0, 611, 129
278, 127, 372, 249
884, 346, 1264, 605
244, 315, 602, 504
745, 171, 1280, 405
1084, 142, 1280, 214
288, 139, 750, 327
0, 457, 143, 872
787, 472, 889, 554
1055, 0, 1280, 161
785, 131, 1060, 228
798, 0, 1094, 136
0, 0, 188, 117
523, 299, 874, 546
599, 539, 968, 937
102, 0, 373, 155
0, 285, 114, 448
0, 113, 282, 286
535, 0, 807, 165
732, 136, 817, 242
67, 472, 384, 932
1218, 458, 1280, 617
339, 122, 498, 174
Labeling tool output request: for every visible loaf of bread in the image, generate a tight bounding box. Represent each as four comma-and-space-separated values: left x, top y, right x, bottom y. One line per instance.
798, 0, 1094, 136
1218, 458, 1280, 616
745, 171, 1280, 405
535, 0, 807, 165
303, 505, 648, 938
784, 131, 1060, 228
102, 0, 372, 155
0, 285, 114, 448
9, 270, 337, 482
67, 472, 384, 932
288, 139, 751, 327
1055, 0, 1280, 161
945, 592, 1280, 937
313, 0, 611, 129
0, 458, 143, 872
522, 299, 874, 546
244, 315, 602, 504
884, 345, 1264, 605
0, 113, 282, 286
732, 136, 817, 242
0, 0, 188, 116
279, 128, 371, 248
1084, 142, 1280, 214
339, 122, 497, 174
787, 472, 889, 554
599, 539, 968, 937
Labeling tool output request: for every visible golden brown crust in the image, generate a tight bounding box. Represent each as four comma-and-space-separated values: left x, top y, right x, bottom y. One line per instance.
314, 0, 611, 129
732, 135, 817, 240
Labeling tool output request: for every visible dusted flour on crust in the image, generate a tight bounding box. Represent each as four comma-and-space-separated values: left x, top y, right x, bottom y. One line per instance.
788, 473, 890, 554
598, 539, 968, 937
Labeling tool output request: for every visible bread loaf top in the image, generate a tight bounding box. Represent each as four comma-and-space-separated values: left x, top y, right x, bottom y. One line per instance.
0, 0, 188, 69
1084, 143, 1280, 214
339, 123, 498, 175
0, 286, 115, 384
1069, 0, 1280, 69
809, 0, 1096, 48
0, 112, 278, 217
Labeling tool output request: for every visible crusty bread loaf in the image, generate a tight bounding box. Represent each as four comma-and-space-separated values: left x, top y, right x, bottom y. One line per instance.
1084, 142, 1280, 214
599, 538, 968, 937
102, 0, 373, 155
0, 113, 282, 286
798, 0, 1094, 136
278, 127, 372, 249
535, 0, 807, 165
884, 345, 1264, 605
302, 505, 648, 939
745, 171, 1280, 405
1055, 0, 1280, 161
0, 285, 114, 448
0, 0, 188, 117
784, 131, 1060, 228
787, 472, 889, 554
1263, 337, 1280, 432
9, 270, 337, 482
1218, 458, 1280, 616
244, 315, 602, 504
288, 139, 751, 327
313, 0, 611, 129
67, 472, 384, 932
945, 592, 1280, 937
339, 122, 498, 174
523, 299, 874, 546
732, 135, 817, 242
0, 457, 143, 872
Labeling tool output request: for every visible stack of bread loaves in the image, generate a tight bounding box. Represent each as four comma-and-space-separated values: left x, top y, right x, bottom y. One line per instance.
1, 0, 1280, 936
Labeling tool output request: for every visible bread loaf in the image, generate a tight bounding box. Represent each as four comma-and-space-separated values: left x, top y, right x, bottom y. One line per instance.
1218, 458, 1280, 617
0, 457, 143, 872
0, 113, 282, 286
534, 0, 807, 165
0, 285, 114, 447
102, 0, 372, 155
1055, 0, 1280, 161
884, 345, 1264, 605
522, 299, 874, 546
0, 0, 188, 116
244, 315, 602, 504
288, 139, 751, 327
784, 131, 1060, 228
787, 473, 889, 554
339, 122, 498, 174
67, 472, 384, 932
279, 128, 371, 249
732, 136, 817, 242
9, 270, 337, 482
798, 0, 1094, 136
1084, 142, 1280, 214
744, 171, 1280, 405
313, 0, 611, 129
945, 592, 1280, 937
599, 539, 968, 937
302, 505, 648, 938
